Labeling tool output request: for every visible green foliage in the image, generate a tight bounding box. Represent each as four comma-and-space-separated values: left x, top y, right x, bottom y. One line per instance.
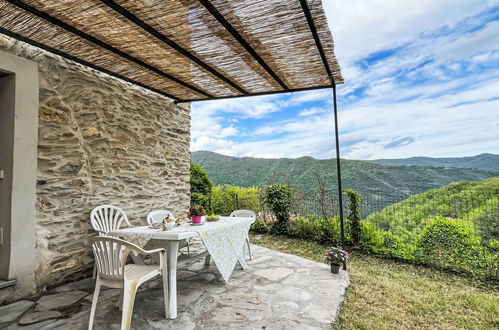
344, 189, 362, 245
415, 217, 484, 272
263, 184, 293, 235
288, 215, 342, 246
190, 162, 213, 208
366, 177, 499, 241
359, 221, 383, 249
250, 218, 269, 234
210, 185, 261, 215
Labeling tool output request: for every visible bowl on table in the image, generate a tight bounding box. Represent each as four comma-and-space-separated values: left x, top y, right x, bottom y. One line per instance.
162, 221, 176, 231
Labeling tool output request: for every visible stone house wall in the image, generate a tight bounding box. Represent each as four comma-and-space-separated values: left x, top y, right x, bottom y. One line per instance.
0, 36, 191, 294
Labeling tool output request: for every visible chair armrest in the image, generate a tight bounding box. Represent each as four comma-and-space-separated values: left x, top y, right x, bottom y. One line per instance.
142, 248, 166, 255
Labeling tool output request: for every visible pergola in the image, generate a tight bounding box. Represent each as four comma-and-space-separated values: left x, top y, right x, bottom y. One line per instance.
0, 0, 346, 241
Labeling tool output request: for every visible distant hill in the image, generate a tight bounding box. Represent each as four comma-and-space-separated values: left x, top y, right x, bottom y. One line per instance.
365, 177, 499, 241
191, 151, 499, 212
371, 153, 499, 172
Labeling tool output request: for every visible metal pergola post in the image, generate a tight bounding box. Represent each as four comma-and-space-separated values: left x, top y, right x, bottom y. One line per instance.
332, 82, 345, 248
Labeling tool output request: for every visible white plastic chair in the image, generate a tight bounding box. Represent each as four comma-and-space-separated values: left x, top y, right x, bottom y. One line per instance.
90, 205, 131, 236
230, 210, 256, 260
147, 210, 190, 254
90, 205, 141, 277
88, 236, 168, 330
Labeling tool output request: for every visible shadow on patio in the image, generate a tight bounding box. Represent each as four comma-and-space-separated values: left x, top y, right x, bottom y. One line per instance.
2, 241, 348, 330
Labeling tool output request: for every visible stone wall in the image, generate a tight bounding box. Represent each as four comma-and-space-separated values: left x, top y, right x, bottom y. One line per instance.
0, 36, 191, 291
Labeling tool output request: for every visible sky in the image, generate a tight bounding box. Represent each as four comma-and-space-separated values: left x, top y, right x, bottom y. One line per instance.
190, 0, 499, 160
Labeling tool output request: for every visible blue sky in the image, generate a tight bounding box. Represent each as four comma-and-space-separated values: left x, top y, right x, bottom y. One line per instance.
191, 0, 499, 160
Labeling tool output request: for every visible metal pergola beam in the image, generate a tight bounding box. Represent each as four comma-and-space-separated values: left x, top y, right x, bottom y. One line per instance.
0, 27, 180, 101
100, 0, 248, 96
299, 0, 345, 247
174, 84, 333, 103
5, 0, 212, 99
197, 0, 289, 92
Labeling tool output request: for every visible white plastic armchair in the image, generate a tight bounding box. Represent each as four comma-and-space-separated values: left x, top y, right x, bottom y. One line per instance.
147, 210, 190, 254
147, 209, 173, 224
230, 210, 256, 260
88, 236, 168, 330
90, 205, 131, 236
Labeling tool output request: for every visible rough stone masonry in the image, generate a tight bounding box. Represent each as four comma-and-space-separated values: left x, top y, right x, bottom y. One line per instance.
0, 35, 191, 298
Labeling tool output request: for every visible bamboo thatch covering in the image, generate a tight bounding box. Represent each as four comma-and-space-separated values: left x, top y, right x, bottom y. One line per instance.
0, 0, 343, 102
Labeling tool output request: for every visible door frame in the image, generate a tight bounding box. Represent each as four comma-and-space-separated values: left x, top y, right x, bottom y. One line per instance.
0, 50, 38, 299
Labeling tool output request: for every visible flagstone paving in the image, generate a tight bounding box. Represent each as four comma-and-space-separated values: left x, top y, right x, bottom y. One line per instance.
0, 243, 349, 329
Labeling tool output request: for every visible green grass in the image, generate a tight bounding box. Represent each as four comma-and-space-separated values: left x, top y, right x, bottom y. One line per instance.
250, 233, 499, 330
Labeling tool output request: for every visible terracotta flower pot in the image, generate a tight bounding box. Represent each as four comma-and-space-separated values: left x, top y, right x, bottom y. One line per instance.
330, 263, 341, 274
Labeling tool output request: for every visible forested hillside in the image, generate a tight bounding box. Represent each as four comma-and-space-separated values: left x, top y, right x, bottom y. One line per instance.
366, 177, 499, 241
191, 151, 499, 207
371, 153, 499, 171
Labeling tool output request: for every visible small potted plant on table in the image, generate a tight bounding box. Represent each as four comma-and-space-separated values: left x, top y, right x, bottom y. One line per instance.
189, 205, 205, 224
325, 247, 348, 274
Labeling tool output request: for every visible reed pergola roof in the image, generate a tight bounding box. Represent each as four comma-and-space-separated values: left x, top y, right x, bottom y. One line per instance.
0, 0, 343, 102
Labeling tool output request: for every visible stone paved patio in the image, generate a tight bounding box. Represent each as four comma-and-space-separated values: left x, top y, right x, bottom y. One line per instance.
1, 243, 349, 330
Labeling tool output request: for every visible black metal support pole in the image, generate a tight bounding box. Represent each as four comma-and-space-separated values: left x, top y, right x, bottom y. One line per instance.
332, 82, 345, 248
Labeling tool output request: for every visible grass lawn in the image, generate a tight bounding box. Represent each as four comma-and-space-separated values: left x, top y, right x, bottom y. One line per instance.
250, 233, 499, 330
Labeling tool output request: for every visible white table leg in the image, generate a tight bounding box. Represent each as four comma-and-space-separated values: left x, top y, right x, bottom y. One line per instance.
237, 245, 248, 270
167, 240, 179, 319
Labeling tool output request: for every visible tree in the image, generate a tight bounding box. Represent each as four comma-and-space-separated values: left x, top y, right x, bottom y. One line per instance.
190, 162, 213, 208
343, 189, 362, 245
264, 184, 293, 235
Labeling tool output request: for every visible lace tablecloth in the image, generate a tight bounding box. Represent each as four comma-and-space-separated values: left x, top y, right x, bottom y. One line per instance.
114, 217, 254, 281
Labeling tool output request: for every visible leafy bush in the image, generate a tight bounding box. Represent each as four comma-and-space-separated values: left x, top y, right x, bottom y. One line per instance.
415, 217, 484, 273
344, 189, 362, 245
250, 218, 269, 234
359, 222, 383, 249
288, 215, 342, 246
190, 162, 213, 208
264, 184, 293, 235
210, 185, 261, 215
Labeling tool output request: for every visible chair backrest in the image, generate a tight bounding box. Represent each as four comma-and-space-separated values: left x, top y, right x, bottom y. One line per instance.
147, 210, 171, 225
90, 205, 130, 236
230, 209, 257, 219
90, 236, 139, 281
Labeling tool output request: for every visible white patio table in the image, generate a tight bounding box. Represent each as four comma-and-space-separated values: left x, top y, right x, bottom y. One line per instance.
109, 216, 255, 319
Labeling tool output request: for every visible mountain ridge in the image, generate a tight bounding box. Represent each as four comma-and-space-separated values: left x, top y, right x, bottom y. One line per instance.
190, 151, 499, 207
371, 153, 499, 171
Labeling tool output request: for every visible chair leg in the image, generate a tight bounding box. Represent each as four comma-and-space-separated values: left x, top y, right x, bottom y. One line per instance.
186, 239, 190, 254
88, 279, 101, 330
92, 264, 97, 279
121, 281, 138, 330
161, 261, 169, 319
117, 288, 124, 311
246, 237, 252, 260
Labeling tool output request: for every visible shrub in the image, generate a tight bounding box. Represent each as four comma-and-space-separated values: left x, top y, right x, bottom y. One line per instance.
250, 218, 269, 234
288, 215, 342, 246
210, 185, 261, 215
415, 217, 484, 273
344, 189, 362, 245
359, 222, 383, 249
263, 184, 293, 235
190, 162, 213, 208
